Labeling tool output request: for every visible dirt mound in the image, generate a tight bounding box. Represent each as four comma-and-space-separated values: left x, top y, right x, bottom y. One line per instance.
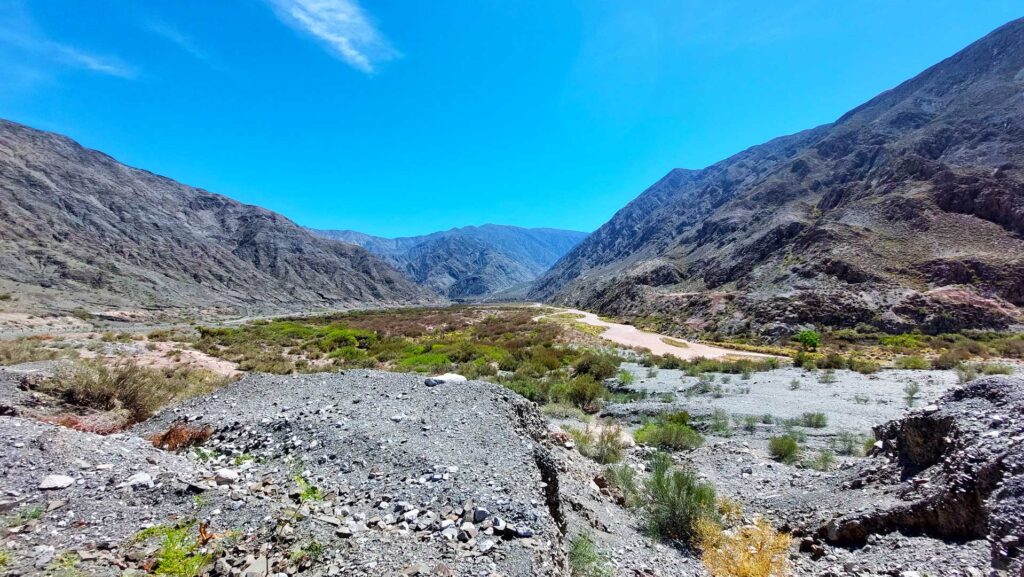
0, 370, 565, 577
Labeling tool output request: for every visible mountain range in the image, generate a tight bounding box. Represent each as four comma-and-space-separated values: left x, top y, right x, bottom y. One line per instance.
0, 119, 436, 315
314, 226, 586, 300
530, 17, 1024, 336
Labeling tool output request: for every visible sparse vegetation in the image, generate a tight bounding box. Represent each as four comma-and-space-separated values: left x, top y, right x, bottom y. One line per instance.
132, 523, 212, 577
568, 533, 613, 577
295, 475, 324, 502
602, 464, 641, 508
818, 369, 837, 384
566, 420, 626, 464
833, 431, 869, 456
804, 450, 835, 471
709, 409, 732, 436
903, 382, 921, 407
0, 338, 68, 366
37, 361, 232, 425
768, 435, 800, 464
895, 355, 929, 370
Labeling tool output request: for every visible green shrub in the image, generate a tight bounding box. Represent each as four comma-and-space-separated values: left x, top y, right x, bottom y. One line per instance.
955, 364, 977, 384
566, 376, 608, 413
833, 431, 867, 456
634, 420, 704, 451
818, 369, 838, 384
895, 356, 929, 370
742, 415, 758, 432
817, 353, 847, 370
617, 369, 635, 385
768, 435, 800, 464
642, 453, 717, 542
796, 412, 827, 428
795, 330, 820, 351
574, 353, 619, 381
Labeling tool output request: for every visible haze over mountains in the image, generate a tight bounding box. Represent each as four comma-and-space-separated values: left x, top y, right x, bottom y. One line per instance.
0, 119, 436, 314
531, 17, 1024, 336
315, 226, 586, 300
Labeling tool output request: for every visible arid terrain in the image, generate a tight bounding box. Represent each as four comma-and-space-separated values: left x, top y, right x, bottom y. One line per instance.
1, 10, 1023, 577
0, 304, 1021, 577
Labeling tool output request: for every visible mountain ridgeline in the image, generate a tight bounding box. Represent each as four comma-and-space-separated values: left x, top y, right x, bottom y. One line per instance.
315, 226, 587, 300
530, 17, 1024, 336
0, 119, 436, 314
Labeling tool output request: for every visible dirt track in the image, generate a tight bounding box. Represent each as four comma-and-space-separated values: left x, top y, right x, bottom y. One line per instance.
540, 307, 773, 360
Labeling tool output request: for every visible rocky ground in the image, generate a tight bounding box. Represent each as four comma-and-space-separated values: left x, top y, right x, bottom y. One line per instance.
1, 368, 564, 577
1, 358, 1021, 577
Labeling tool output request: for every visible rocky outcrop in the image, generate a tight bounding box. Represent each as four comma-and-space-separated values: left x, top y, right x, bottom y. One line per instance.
821, 376, 1024, 575
531, 18, 1024, 336
0, 119, 436, 314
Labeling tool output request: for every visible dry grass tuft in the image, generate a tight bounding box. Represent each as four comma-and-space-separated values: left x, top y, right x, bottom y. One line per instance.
150, 421, 214, 451
695, 515, 792, 577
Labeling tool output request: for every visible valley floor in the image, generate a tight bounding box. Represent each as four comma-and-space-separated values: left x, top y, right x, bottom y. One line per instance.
0, 304, 1021, 577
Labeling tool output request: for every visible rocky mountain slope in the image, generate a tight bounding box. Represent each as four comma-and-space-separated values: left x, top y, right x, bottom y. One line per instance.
316, 225, 586, 299
0, 119, 435, 315
531, 18, 1024, 336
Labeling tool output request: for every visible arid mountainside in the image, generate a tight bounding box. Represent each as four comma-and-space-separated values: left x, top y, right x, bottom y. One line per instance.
531, 18, 1024, 336
0, 119, 435, 314
316, 225, 586, 299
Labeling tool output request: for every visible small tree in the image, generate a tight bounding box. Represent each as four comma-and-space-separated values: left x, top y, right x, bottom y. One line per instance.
795, 330, 820, 352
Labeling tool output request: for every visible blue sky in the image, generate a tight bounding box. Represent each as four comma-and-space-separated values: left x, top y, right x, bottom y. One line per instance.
0, 1, 1020, 237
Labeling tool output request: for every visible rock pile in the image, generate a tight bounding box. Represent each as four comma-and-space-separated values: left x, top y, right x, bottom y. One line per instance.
0, 370, 565, 577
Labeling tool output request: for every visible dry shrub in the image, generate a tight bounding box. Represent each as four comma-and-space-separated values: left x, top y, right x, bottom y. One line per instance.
150, 421, 214, 451
51, 413, 128, 435
695, 516, 792, 577
42, 361, 232, 424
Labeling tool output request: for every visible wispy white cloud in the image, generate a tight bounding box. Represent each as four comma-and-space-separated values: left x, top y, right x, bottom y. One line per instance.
50, 43, 134, 78
147, 21, 210, 62
0, 7, 134, 79
269, 0, 399, 74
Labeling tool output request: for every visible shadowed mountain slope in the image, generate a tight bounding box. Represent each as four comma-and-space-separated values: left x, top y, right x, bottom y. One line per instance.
0, 119, 436, 314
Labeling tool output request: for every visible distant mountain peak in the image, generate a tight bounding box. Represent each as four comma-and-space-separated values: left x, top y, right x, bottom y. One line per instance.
315, 225, 587, 300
